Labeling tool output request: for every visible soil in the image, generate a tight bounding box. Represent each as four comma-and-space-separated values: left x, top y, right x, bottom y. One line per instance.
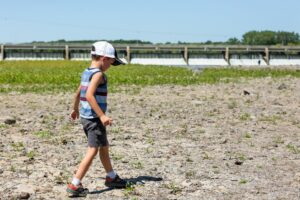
0, 77, 299, 199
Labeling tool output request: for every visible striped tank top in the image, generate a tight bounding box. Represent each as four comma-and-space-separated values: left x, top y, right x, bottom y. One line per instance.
79, 67, 107, 119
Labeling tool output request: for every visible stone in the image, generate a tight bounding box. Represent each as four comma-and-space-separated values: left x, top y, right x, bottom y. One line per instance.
19, 192, 30, 199
277, 83, 287, 90
243, 90, 251, 95
4, 117, 16, 125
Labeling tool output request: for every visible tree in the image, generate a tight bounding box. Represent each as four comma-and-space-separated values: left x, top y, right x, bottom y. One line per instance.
276, 31, 299, 45
242, 31, 276, 45
242, 30, 300, 45
226, 37, 241, 45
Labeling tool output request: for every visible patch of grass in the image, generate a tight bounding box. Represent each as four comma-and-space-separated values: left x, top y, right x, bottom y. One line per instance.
244, 133, 252, 139
185, 171, 196, 178
273, 136, 284, 144
259, 115, 282, 124
111, 153, 124, 161
146, 137, 155, 145
110, 127, 122, 134
131, 161, 144, 169
34, 130, 52, 138
1, 61, 300, 93
11, 142, 25, 151
123, 184, 135, 197
0, 124, 8, 129
235, 153, 246, 161
164, 183, 182, 194
10, 165, 16, 172
228, 100, 237, 109
239, 179, 248, 184
239, 113, 251, 121
27, 151, 36, 159
286, 144, 300, 154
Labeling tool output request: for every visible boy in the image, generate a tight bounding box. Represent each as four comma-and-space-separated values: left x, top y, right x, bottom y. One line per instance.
67, 41, 127, 197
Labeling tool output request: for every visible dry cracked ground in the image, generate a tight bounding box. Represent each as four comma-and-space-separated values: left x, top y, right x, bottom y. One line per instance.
0, 77, 300, 200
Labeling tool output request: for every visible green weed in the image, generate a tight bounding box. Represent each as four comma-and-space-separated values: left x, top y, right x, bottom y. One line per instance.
286, 144, 300, 154
239, 113, 251, 121
11, 142, 24, 151
34, 130, 52, 138
1, 61, 300, 93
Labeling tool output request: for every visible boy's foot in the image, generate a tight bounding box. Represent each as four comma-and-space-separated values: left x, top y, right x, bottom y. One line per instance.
105, 174, 128, 188
66, 183, 89, 197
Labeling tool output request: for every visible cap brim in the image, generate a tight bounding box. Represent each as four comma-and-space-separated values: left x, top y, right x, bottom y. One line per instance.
112, 58, 125, 66
112, 51, 125, 66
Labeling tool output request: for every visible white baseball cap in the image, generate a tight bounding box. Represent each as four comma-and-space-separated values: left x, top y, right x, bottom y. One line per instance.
91, 41, 125, 66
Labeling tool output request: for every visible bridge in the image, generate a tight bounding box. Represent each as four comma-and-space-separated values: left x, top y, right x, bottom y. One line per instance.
1, 44, 300, 66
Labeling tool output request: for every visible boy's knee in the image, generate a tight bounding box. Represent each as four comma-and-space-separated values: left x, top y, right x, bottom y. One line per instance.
100, 144, 109, 149
88, 147, 99, 157
99, 145, 109, 153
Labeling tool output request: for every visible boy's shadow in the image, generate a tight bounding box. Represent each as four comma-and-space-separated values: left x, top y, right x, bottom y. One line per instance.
89, 176, 163, 195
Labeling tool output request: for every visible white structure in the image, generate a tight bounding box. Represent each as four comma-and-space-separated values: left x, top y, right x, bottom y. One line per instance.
189, 58, 228, 66
269, 55, 300, 66
131, 58, 186, 66
130, 54, 186, 66
5, 52, 64, 60
230, 55, 267, 66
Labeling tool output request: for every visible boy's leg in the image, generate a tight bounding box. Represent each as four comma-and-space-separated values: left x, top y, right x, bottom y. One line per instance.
100, 145, 128, 188
99, 145, 113, 173
75, 147, 99, 180
67, 146, 98, 196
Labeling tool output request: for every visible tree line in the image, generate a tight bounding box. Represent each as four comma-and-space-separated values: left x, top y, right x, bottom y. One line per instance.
226, 31, 300, 45
27, 30, 300, 46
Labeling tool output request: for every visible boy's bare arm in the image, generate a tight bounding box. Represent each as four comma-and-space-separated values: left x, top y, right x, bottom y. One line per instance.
70, 85, 81, 120
86, 72, 112, 126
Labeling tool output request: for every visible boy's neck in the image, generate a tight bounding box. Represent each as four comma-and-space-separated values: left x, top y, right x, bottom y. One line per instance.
90, 60, 103, 69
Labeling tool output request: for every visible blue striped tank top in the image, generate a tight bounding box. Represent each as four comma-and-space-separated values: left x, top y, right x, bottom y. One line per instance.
79, 67, 107, 119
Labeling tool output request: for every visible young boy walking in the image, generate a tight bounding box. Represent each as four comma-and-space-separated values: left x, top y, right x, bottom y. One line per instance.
67, 41, 127, 197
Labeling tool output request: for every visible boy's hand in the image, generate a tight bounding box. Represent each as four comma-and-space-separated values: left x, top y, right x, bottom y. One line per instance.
100, 115, 113, 126
70, 109, 79, 120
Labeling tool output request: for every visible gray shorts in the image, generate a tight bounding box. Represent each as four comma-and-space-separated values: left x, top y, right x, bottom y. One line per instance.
80, 118, 108, 147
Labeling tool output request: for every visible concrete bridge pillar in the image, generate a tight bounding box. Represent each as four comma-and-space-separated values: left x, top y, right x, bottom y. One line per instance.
225, 47, 230, 65
126, 46, 131, 64
0, 45, 4, 61
184, 46, 188, 65
264, 47, 269, 65
65, 45, 69, 60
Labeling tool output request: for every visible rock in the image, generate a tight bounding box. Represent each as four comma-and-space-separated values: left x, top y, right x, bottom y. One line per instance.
220, 139, 228, 144
243, 90, 251, 95
234, 160, 243, 165
277, 83, 287, 90
4, 117, 16, 125
19, 192, 30, 199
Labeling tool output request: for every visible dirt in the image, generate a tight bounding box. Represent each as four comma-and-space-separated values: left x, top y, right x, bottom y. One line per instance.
0, 77, 299, 199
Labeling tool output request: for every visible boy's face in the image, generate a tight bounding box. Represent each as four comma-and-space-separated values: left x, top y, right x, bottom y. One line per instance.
101, 57, 115, 72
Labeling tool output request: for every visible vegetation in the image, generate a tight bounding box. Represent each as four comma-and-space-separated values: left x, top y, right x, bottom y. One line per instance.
22, 30, 300, 46
0, 61, 299, 93
241, 31, 300, 45
27, 39, 152, 46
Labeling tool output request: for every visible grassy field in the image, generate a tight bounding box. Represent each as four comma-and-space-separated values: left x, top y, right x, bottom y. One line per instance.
0, 61, 299, 93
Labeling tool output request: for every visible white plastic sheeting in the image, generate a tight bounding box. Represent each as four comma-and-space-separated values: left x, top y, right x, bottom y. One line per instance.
130, 58, 187, 66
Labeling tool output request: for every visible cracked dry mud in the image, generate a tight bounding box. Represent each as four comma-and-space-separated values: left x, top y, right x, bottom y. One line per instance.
0, 77, 300, 199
